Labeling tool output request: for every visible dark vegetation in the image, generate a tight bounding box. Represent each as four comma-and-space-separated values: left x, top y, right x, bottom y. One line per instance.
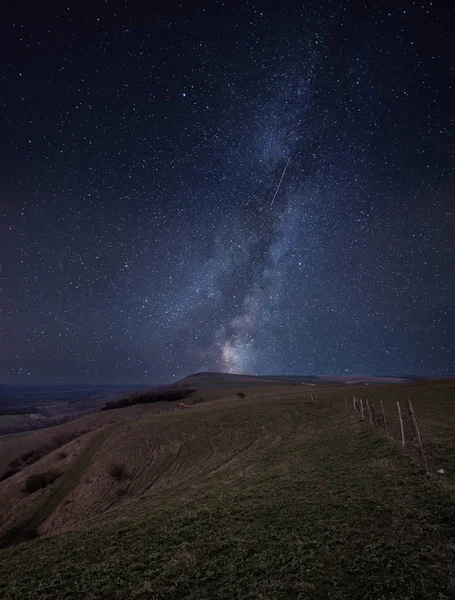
0, 468, 20, 483
19, 433, 83, 466
22, 471, 61, 495
21, 528, 40, 541
0, 432, 85, 483
102, 389, 195, 410
108, 463, 130, 482
236, 392, 246, 398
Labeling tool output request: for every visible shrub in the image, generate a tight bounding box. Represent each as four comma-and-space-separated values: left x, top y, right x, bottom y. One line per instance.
57, 452, 67, 460
102, 389, 196, 410
22, 528, 39, 541
237, 392, 246, 399
0, 467, 19, 483
24, 450, 44, 465
23, 471, 61, 495
21, 451, 34, 463
108, 463, 129, 482
23, 474, 47, 494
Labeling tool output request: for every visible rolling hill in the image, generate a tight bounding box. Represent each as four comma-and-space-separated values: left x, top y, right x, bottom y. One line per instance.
0, 375, 454, 599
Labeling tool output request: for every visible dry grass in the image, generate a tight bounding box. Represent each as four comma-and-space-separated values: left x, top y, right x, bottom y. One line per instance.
0, 385, 332, 541
0, 399, 186, 480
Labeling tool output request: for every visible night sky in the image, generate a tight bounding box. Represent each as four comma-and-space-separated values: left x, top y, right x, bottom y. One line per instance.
1, 1, 454, 384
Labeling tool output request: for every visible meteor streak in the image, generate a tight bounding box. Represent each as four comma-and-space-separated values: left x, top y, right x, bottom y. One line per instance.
270, 157, 290, 207
56, 318, 83, 330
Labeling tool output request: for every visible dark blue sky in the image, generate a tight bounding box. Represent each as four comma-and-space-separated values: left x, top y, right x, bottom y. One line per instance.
1, 1, 454, 383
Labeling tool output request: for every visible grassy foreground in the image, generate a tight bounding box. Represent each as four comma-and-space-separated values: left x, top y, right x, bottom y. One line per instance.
0, 388, 455, 599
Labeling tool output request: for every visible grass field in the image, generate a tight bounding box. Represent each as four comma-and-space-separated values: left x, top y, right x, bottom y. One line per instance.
0, 414, 35, 424
0, 379, 454, 599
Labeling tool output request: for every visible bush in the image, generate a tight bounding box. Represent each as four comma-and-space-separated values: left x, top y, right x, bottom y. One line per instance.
102, 389, 196, 410
108, 463, 129, 482
0, 467, 19, 483
22, 528, 39, 541
23, 471, 61, 495
237, 392, 246, 399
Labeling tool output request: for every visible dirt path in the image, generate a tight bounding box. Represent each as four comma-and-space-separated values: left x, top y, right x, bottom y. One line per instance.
0, 423, 118, 548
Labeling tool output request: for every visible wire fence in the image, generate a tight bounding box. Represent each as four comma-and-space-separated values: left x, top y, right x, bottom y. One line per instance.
346, 394, 429, 474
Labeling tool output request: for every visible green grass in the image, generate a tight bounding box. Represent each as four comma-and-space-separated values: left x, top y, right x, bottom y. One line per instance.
339, 379, 455, 482
0, 387, 455, 599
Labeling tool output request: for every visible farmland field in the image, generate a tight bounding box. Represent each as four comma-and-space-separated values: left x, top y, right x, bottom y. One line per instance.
0, 377, 454, 599
0, 414, 34, 424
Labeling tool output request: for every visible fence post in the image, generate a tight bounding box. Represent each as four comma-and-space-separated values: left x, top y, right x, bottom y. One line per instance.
406, 398, 428, 474
371, 400, 378, 427
397, 401, 405, 447
360, 398, 365, 421
352, 396, 356, 410
345, 396, 348, 410
366, 399, 372, 423
380, 400, 388, 436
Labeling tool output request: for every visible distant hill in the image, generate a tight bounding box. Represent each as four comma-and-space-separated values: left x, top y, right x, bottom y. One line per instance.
174, 371, 412, 389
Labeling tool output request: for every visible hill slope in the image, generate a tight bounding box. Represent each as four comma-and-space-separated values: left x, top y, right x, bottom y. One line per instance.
0, 381, 454, 599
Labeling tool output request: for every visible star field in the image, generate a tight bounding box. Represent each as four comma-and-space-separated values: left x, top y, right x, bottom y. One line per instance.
1, 1, 454, 384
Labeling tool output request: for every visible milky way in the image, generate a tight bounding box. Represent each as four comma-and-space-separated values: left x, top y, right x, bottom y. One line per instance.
1, 2, 454, 383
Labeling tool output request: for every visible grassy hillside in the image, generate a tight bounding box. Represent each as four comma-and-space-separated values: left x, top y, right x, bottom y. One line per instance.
0, 395, 194, 479
0, 380, 454, 599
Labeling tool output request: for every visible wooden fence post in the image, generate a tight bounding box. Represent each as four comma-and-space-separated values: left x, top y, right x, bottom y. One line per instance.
371, 400, 378, 427
397, 401, 405, 447
366, 399, 372, 423
360, 398, 365, 421
352, 396, 356, 410
380, 400, 388, 436
407, 398, 429, 474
